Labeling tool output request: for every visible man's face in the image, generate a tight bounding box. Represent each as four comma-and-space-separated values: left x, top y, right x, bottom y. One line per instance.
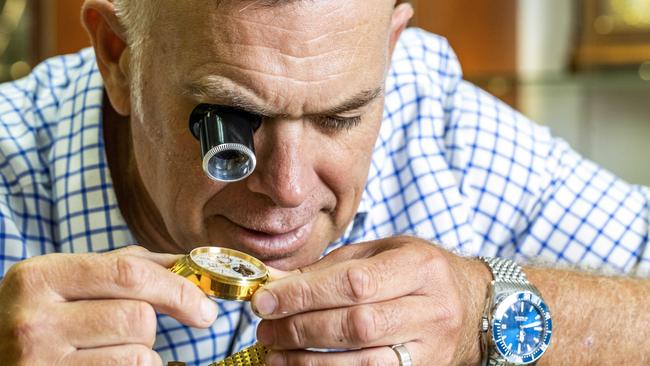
129, 0, 396, 270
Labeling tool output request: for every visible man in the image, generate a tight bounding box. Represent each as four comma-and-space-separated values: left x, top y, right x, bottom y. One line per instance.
0, 0, 648, 365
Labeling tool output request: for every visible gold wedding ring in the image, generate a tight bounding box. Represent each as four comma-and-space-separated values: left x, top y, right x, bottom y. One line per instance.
169, 247, 270, 366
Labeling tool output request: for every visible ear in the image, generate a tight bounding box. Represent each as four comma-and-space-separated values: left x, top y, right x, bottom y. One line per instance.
387, 3, 414, 62
82, 0, 132, 116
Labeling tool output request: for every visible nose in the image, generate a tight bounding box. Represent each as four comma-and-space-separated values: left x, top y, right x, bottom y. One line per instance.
245, 120, 316, 208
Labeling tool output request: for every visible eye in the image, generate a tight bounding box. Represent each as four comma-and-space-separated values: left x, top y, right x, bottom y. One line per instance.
315, 115, 363, 132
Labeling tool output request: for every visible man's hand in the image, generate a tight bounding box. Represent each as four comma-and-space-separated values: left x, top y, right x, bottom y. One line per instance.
252, 237, 491, 366
0, 246, 218, 365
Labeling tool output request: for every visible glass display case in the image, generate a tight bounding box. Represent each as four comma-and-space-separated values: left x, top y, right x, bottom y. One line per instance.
0, 0, 33, 82
0, 0, 87, 82
576, 0, 650, 67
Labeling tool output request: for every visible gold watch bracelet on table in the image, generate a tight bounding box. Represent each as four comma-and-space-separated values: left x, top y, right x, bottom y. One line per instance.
168, 247, 271, 366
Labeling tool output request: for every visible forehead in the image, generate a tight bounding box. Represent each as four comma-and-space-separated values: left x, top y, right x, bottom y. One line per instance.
152, 0, 394, 115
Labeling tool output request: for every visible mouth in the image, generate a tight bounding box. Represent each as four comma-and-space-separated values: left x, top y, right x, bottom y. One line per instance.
219, 216, 316, 261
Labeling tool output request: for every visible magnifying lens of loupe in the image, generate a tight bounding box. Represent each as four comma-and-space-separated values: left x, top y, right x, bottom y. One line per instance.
189, 104, 262, 182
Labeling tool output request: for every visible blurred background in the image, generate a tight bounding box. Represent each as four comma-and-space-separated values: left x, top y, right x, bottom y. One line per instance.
1, 0, 650, 185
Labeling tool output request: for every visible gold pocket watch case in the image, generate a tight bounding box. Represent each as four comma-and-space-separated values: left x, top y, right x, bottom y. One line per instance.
170, 246, 269, 301
169, 247, 271, 366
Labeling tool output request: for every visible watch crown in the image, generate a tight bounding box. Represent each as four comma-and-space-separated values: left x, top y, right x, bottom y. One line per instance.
481, 316, 489, 332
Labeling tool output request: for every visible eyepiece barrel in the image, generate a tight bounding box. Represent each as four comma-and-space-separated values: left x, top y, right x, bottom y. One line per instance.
189, 104, 261, 182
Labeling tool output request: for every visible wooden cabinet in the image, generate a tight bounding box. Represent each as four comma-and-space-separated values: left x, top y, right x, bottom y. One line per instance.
55, 0, 89, 55
410, 0, 517, 78
34, 0, 88, 62
409, 0, 518, 106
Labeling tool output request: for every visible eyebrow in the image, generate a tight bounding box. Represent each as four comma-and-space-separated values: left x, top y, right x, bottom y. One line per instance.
184, 77, 384, 118
323, 87, 384, 115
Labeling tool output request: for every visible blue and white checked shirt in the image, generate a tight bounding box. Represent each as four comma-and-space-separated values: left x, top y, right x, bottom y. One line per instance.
1, 28, 649, 364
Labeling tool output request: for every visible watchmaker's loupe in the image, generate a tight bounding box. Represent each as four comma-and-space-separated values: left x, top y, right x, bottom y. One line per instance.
189, 104, 262, 182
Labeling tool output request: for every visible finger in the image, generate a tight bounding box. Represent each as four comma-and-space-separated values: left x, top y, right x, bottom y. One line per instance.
265, 344, 417, 366
257, 296, 433, 350
252, 244, 437, 318
299, 239, 407, 273
264, 242, 385, 281
105, 245, 183, 267
57, 300, 157, 349
37, 252, 217, 327
267, 267, 296, 281
62, 344, 163, 366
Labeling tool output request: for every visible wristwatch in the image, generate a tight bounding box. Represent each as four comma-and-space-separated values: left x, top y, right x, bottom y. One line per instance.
169, 247, 271, 366
480, 257, 552, 366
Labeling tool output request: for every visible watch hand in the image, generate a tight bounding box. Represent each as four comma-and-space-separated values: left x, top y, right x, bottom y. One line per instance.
522, 321, 542, 329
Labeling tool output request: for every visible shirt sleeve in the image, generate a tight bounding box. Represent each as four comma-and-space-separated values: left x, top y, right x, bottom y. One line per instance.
446, 80, 650, 277
0, 194, 27, 279
0, 61, 61, 279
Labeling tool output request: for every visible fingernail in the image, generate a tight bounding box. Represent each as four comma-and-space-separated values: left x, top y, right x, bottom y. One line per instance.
256, 322, 274, 346
266, 351, 284, 366
201, 298, 218, 323
253, 290, 277, 316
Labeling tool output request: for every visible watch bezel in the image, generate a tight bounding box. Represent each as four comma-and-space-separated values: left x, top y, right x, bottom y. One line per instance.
491, 291, 552, 365
188, 246, 268, 285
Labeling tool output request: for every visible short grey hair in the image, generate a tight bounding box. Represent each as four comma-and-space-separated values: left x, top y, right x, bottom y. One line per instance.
110, 0, 297, 116
113, 0, 301, 47
113, 0, 151, 51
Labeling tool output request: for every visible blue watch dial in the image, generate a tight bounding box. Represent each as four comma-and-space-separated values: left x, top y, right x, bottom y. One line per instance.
492, 291, 552, 364
501, 300, 543, 354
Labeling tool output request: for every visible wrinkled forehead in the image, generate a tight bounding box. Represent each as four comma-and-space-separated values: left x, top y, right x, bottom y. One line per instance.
158, 0, 394, 43
151, 0, 395, 115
